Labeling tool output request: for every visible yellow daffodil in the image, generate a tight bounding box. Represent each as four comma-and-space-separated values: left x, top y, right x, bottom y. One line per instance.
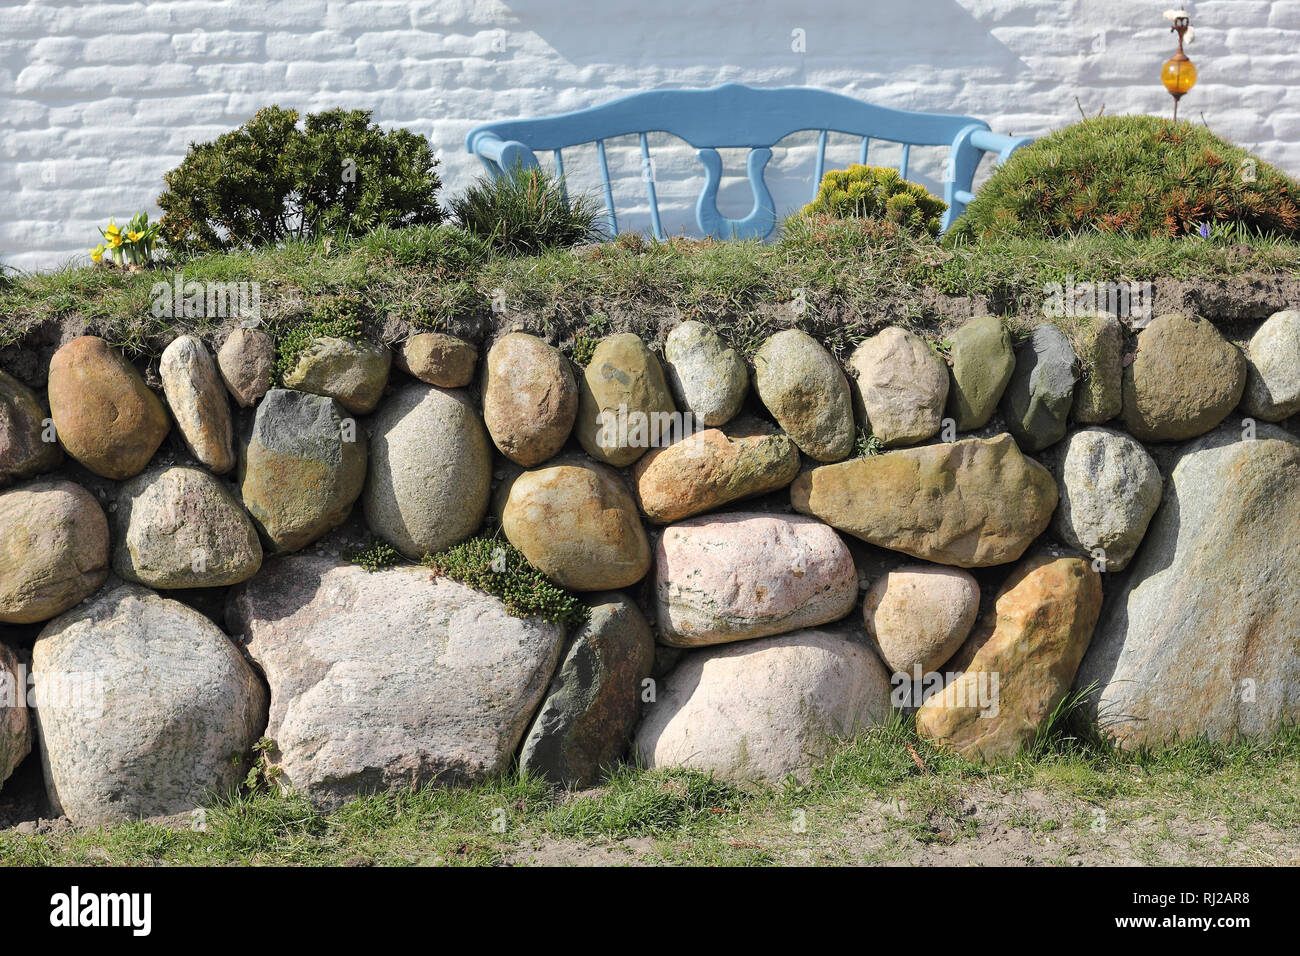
109, 233, 123, 247
104, 222, 121, 237
127, 231, 142, 242
90, 246, 104, 263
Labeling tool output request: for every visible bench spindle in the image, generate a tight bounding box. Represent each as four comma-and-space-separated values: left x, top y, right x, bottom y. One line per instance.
553, 149, 568, 202
639, 133, 664, 240
812, 130, 828, 201
859, 136, 870, 165
595, 139, 618, 235
900, 144, 911, 180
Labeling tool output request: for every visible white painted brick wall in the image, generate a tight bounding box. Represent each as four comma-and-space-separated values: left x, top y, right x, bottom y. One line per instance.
3, 0, 1299, 272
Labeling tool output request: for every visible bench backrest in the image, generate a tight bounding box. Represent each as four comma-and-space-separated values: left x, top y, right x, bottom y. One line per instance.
466, 83, 1031, 239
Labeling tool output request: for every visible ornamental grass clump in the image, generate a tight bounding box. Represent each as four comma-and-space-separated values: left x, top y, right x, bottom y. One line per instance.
801, 164, 947, 237
450, 165, 605, 256
946, 114, 1300, 243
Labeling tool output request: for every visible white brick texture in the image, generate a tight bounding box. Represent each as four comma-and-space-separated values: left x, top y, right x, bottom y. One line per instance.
3, 0, 1299, 272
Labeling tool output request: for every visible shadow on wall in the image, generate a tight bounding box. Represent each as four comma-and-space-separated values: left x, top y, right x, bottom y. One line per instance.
492, 0, 1029, 238
499, 0, 1030, 73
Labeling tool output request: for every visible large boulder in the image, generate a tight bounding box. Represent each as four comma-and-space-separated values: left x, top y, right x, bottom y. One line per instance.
238, 388, 367, 553
482, 333, 578, 466
863, 565, 980, 676
916, 553, 1103, 762
791, 434, 1058, 568
1241, 309, 1300, 422
633, 624, 893, 783
847, 327, 948, 446
518, 592, 655, 788
630, 417, 799, 523
282, 336, 391, 415
753, 329, 854, 461
1, 640, 31, 791
1001, 323, 1078, 452
32, 585, 268, 825
946, 315, 1015, 431
575, 333, 678, 467
113, 465, 262, 588
1121, 313, 1246, 441
662, 321, 748, 427
160, 334, 236, 474
653, 512, 857, 647
1050, 427, 1162, 572
228, 556, 565, 807
501, 457, 650, 591
1077, 425, 1300, 748
216, 327, 274, 408
363, 383, 491, 559
0, 369, 61, 487
396, 332, 477, 388
0, 479, 109, 624
1068, 312, 1124, 424
47, 335, 170, 479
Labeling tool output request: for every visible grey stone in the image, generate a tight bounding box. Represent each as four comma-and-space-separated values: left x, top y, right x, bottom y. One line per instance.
363, 383, 491, 559
283, 336, 391, 415
663, 321, 749, 427
1068, 312, 1124, 424
753, 329, 855, 462
395, 332, 478, 388
1001, 323, 1078, 452
229, 555, 565, 808
1050, 427, 1162, 572
633, 624, 893, 783
217, 327, 274, 408
848, 327, 948, 446
0, 369, 61, 487
0, 479, 109, 625
1077, 424, 1300, 748
1242, 309, 1300, 422
238, 388, 367, 553
113, 464, 262, 588
32, 585, 268, 825
518, 592, 655, 788
947, 315, 1015, 432
160, 334, 236, 473
0, 641, 30, 792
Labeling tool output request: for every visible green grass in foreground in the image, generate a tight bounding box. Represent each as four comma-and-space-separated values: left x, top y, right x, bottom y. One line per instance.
4, 719, 1297, 866
4, 218, 1300, 359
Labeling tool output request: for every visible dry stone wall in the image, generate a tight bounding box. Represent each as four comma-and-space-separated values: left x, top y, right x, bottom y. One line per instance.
1, 303, 1299, 822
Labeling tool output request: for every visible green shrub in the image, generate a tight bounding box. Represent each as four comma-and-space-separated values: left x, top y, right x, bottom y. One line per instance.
343, 538, 403, 572
158, 106, 443, 255
947, 114, 1300, 243
450, 165, 605, 256
801, 164, 947, 237
423, 537, 588, 627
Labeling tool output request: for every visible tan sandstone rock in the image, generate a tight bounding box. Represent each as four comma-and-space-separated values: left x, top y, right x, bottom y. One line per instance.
916, 553, 1103, 762
47, 336, 170, 479
791, 434, 1058, 568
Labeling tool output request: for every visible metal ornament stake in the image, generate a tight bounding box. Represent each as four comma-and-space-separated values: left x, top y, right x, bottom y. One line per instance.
1162, 12, 1197, 122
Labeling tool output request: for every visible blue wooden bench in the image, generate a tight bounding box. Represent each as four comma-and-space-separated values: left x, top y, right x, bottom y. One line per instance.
465, 83, 1032, 239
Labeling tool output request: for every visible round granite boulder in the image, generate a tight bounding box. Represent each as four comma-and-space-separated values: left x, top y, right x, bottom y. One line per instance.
47, 336, 170, 480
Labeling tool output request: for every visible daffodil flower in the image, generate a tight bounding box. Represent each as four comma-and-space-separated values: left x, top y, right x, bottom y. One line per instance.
109, 233, 123, 247
105, 222, 121, 236
127, 231, 142, 242
90, 246, 104, 263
